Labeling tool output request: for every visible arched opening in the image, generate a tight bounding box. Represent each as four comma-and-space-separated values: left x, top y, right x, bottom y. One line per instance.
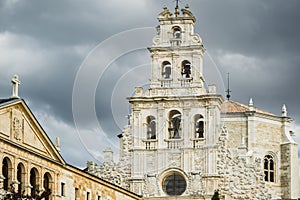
264, 155, 275, 182
194, 115, 204, 138
173, 26, 181, 39
168, 110, 181, 139
17, 163, 25, 194
162, 61, 171, 79
146, 116, 156, 139
30, 167, 39, 197
162, 172, 186, 196
2, 157, 12, 191
181, 60, 191, 78
43, 172, 52, 200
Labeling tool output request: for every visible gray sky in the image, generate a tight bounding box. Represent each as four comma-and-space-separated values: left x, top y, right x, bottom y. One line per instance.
0, 0, 300, 170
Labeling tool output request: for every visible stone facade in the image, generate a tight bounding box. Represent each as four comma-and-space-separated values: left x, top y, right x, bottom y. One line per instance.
0, 98, 141, 200
88, 4, 299, 200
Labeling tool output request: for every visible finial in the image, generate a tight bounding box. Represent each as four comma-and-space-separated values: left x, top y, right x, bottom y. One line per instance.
174, 0, 180, 17
185, 4, 189, 9
282, 104, 287, 117
175, 0, 179, 8
249, 98, 254, 111
55, 137, 61, 152
11, 74, 20, 98
226, 73, 231, 100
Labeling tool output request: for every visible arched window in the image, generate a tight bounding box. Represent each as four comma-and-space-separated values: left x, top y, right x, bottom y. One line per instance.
2, 157, 12, 191
146, 116, 156, 139
172, 27, 182, 46
181, 60, 191, 78
173, 27, 181, 39
30, 168, 39, 197
264, 155, 275, 182
162, 61, 171, 79
17, 163, 25, 194
43, 172, 52, 200
195, 115, 204, 138
168, 110, 181, 139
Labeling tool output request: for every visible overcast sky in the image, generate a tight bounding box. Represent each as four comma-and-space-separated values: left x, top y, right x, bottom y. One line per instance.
1, 0, 300, 172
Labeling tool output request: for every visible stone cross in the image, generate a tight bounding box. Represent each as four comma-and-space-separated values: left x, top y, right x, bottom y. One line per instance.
11, 75, 20, 98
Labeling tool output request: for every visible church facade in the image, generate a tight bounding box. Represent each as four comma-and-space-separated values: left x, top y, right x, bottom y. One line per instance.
88, 4, 299, 200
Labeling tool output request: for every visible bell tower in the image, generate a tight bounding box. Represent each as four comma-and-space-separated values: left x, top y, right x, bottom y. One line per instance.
149, 4, 205, 94
119, 4, 224, 199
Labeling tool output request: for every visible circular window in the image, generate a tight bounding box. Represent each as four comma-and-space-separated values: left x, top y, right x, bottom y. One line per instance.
162, 172, 187, 196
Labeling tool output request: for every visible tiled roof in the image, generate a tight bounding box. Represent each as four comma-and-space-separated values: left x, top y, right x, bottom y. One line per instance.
221, 100, 277, 116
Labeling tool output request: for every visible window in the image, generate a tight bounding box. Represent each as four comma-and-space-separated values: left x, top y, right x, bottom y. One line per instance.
61, 182, 65, 196
30, 168, 39, 197
264, 155, 275, 182
2, 157, 12, 191
181, 60, 191, 78
173, 27, 181, 39
146, 116, 156, 139
86, 191, 90, 200
162, 172, 186, 196
75, 188, 79, 199
168, 110, 181, 139
43, 173, 52, 200
162, 61, 171, 79
17, 163, 25, 194
195, 115, 204, 138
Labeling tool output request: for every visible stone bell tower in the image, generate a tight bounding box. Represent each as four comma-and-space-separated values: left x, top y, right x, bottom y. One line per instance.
119, 4, 224, 199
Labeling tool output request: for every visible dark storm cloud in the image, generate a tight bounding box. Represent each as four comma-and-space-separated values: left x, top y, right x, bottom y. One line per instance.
1, 0, 300, 166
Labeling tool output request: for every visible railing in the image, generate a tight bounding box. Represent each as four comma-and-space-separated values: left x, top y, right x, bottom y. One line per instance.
160, 79, 172, 87
170, 38, 182, 46
192, 138, 205, 149
179, 77, 193, 87
164, 138, 183, 149
142, 139, 158, 150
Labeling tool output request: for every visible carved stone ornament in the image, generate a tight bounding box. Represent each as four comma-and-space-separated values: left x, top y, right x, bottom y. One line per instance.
13, 116, 22, 140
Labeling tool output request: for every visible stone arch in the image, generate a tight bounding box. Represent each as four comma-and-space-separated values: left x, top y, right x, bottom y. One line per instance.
181, 60, 192, 78
146, 115, 156, 139
194, 114, 204, 138
172, 26, 182, 39
30, 167, 40, 197
168, 110, 182, 139
17, 162, 26, 194
162, 61, 171, 79
2, 156, 13, 191
43, 172, 52, 200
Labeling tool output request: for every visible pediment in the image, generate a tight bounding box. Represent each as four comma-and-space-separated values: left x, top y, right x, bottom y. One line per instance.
0, 99, 65, 165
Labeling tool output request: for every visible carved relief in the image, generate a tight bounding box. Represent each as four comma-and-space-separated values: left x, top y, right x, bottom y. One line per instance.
168, 153, 181, 168
144, 174, 158, 197
11, 109, 23, 141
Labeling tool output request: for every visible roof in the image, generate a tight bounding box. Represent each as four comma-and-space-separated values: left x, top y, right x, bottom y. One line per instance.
0, 97, 20, 105
221, 100, 277, 117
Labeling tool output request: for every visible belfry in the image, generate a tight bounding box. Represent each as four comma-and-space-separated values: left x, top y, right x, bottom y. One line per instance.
87, 4, 299, 200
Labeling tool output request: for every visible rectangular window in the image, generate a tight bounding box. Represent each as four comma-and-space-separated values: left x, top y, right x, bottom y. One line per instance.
61, 182, 65, 196
75, 188, 79, 199
86, 191, 90, 200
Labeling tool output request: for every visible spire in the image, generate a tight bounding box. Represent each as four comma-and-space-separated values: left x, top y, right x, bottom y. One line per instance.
282, 104, 287, 117
249, 98, 254, 111
11, 74, 20, 99
226, 73, 231, 100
